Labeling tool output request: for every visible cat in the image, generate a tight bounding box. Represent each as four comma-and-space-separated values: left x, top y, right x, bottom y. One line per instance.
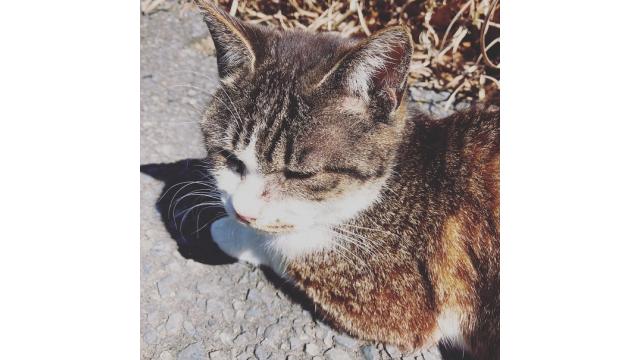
194, 1, 499, 358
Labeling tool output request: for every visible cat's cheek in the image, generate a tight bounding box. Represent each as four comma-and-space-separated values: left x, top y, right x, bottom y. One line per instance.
213, 168, 242, 195
314, 183, 385, 225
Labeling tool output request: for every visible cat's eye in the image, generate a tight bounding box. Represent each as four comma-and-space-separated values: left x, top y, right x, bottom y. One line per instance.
220, 150, 245, 176
284, 169, 316, 180
226, 156, 245, 176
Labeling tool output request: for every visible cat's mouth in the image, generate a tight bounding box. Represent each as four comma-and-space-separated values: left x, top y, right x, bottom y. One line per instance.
231, 212, 296, 234
252, 223, 296, 234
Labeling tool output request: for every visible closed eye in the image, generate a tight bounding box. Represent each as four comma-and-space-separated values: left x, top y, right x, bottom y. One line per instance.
219, 149, 245, 176
284, 169, 316, 180
325, 167, 371, 180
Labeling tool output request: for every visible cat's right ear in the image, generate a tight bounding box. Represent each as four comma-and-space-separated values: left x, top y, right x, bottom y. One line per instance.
195, 0, 258, 82
316, 26, 413, 111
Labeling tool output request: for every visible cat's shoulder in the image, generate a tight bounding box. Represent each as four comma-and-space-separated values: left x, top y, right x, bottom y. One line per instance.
409, 106, 498, 129
408, 107, 499, 145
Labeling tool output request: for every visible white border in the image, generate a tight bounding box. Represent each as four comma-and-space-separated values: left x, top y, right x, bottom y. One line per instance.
502, 1, 640, 358
0, 1, 139, 358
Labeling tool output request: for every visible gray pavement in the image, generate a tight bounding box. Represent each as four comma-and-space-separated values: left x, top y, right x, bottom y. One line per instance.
141, 4, 465, 360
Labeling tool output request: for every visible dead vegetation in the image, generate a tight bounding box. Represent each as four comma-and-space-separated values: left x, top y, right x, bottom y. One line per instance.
146, 0, 500, 109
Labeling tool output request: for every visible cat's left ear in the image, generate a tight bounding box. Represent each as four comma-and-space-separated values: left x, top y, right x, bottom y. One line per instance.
195, 0, 260, 82
320, 26, 413, 110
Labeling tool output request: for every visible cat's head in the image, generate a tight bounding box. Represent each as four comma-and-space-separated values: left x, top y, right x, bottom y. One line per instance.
197, 2, 412, 241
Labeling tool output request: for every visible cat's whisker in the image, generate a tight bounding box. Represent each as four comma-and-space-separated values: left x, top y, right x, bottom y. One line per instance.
171, 192, 222, 218
338, 223, 394, 235
179, 204, 214, 235
191, 158, 215, 167
165, 69, 219, 84
196, 171, 217, 183
191, 162, 214, 171
208, 93, 243, 138
380, 176, 401, 198
161, 121, 201, 126
166, 89, 216, 121
193, 213, 228, 235
160, 180, 215, 202
166, 183, 218, 225
167, 83, 216, 96
334, 230, 387, 267
163, 84, 240, 132
194, 166, 215, 176
333, 226, 388, 252
165, 182, 217, 212
173, 192, 222, 206
329, 231, 375, 272
173, 198, 223, 218
178, 201, 225, 235
215, 86, 245, 138
330, 228, 379, 258
182, 102, 208, 119
338, 237, 380, 260
328, 238, 362, 271
335, 237, 376, 277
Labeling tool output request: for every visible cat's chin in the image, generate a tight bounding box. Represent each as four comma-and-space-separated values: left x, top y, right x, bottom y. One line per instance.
226, 215, 301, 236
211, 216, 335, 265
244, 223, 297, 235
267, 227, 335, 259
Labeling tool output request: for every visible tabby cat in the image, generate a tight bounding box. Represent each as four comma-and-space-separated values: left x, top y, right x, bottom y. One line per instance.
194, 1, 499, 358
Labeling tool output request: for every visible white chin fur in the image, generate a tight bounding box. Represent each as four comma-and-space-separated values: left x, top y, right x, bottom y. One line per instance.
211, 215, 334, 264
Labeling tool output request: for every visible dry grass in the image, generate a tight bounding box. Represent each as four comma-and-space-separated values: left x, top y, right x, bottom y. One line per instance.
174, 0, 500, 108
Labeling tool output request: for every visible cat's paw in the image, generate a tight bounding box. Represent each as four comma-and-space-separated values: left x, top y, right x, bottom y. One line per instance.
211, 217, 269, 267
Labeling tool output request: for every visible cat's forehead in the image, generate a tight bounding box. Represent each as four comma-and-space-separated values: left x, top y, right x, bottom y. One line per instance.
249, 109, 366, 172
258, 30, 356, 79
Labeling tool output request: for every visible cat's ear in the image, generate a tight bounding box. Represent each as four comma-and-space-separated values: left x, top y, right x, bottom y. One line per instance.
320, 26, 413, 109
195, 0, 259, 81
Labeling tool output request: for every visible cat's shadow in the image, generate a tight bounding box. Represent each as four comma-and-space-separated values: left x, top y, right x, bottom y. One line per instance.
141, 158, 233, 266
140, 158, 472, 360
140, 158, 315, 308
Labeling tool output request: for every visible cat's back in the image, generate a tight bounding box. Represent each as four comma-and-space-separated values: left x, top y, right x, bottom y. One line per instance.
396, 108, 500, 287
397, 108, 499, 213
403, 109, 500, 357
406, 107, 499, 168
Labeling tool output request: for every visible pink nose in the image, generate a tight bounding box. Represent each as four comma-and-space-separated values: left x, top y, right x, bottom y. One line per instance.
235, 211, 256, 224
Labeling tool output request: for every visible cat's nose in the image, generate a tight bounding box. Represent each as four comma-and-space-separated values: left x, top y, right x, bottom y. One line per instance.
230, 194, 262, 224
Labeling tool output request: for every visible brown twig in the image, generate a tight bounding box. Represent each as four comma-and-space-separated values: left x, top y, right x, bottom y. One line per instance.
480, 0, 500, 69
229, 0, 238, 16
440, 0, 472, 50
353, 0, 371, 36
